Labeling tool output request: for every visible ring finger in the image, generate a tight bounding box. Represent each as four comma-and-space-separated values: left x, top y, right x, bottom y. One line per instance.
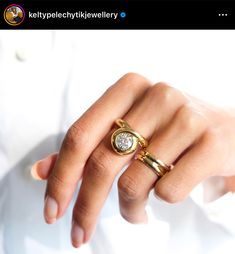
118, 103, 207, 223
71, 84, 187, 247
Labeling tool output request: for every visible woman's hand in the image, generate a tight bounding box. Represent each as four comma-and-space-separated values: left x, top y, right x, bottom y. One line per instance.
32, 73, 235, 248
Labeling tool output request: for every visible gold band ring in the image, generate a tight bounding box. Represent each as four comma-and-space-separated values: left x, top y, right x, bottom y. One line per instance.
136, 150, 173, 177
111, 119, 148, 155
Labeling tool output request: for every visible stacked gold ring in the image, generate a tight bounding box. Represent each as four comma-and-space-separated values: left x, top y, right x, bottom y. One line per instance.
111, 119, 148, 155
136, 150, 173, 177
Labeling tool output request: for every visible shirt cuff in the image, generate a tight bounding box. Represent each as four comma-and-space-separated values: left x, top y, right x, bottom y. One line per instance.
190, 177, 235, 235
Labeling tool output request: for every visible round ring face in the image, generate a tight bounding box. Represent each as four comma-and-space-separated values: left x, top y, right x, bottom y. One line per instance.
115, 132, 133, 151
111, 129, 138, 155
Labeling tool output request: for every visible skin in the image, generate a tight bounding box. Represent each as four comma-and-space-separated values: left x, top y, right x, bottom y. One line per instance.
9, 7, 19, 23
12, 7, 17, 15
31, 73, 235, 248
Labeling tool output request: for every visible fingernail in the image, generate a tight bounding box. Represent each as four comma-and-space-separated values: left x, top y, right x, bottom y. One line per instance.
71, 220, 84, 248
44, 196, 58, 224
31, 161, 43, 180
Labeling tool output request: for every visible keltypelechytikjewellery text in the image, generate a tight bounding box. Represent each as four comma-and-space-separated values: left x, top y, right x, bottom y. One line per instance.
28, 11, 121, 20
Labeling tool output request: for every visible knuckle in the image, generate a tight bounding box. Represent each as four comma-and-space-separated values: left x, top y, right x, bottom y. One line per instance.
155, 182, 184, 204
118, 73, 151, 90
73, 202, 90, 220
73, 201, 96, 230
177, 105, 205, 132
47, 173, 76, 198
49, 173, 68, 188
87, 150, 113, 180
203, 128, 224, 152
121, 72, 145, 83
118, 175, 140, 201
204, 128, 220, 142
63, 123, 88, 152
150, 83, 178, 104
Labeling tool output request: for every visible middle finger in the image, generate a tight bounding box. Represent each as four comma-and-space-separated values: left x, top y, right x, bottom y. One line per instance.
118, 103, 207, 223
71, 83, 186, 246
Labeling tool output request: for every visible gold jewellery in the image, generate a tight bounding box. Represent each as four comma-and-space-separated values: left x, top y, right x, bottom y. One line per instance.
111, 119, 173, 178
111, 119, 148, 155
137, 150, 174, 177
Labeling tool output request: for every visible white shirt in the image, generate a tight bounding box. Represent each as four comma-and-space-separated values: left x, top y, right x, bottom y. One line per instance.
0, 30, 235, 254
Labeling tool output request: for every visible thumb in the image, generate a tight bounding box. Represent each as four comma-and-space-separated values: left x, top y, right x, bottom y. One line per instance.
31, 153, 58, 180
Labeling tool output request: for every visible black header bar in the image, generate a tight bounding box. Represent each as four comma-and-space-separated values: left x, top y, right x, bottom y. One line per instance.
1, 1, 235, 29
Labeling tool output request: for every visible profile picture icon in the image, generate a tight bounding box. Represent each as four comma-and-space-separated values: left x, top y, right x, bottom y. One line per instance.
4, 4, 25, 26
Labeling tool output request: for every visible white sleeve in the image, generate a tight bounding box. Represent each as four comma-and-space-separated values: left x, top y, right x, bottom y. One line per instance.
190, 178, 235, 235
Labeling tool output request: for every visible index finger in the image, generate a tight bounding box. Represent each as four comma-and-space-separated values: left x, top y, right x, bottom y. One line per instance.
44, 73, 151, 223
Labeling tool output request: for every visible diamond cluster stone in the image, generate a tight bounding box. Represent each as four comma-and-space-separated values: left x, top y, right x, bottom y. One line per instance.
115, 132, 133, 152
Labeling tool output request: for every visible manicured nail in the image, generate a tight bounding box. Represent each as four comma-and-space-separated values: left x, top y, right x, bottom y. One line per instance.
44, 196, 58, 224
71, 220, 84, 248
31, 161, 43, 180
